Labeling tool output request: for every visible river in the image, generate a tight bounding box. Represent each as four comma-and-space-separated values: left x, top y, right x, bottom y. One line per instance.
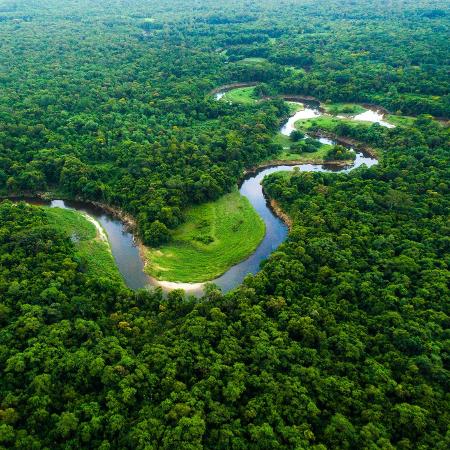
18, 98, 379, 295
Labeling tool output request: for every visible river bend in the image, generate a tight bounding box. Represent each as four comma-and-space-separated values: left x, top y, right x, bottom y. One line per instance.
20, 100, 378, 294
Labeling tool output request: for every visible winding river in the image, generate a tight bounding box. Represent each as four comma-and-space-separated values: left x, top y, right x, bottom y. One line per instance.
20, 98, 380, 295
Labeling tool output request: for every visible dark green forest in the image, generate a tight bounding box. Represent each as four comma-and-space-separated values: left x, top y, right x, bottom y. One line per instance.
0, 0, 449, 448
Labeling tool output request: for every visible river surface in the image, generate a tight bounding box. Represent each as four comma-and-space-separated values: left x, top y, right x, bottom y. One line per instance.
280, 102, 322, 136
18, 97, 379, 295
353, 109, 395, 128
280, 100, 394, 135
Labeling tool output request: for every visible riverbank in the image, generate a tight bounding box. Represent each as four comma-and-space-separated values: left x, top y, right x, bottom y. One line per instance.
1, 95, 380, 293
1, 191, 139, 232
267, 195, 293, 231
213, 84, 449, 121
3, 142, 377, 293
306, 131, 379, 158
43, 206, 124, 284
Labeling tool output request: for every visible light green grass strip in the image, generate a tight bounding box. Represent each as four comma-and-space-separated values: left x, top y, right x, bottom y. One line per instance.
222, 87, 258, 105
44, 207, 124, 284
323, 102, 366, 115
238, 57, 267, 64
294, 115, 371, 132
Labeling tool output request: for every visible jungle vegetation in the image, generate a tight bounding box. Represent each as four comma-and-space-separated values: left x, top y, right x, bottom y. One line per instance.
0, 0, 449, 448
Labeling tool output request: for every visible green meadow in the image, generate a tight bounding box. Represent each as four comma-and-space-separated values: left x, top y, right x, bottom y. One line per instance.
221, 87, 258, 104
145, 190, 265, 282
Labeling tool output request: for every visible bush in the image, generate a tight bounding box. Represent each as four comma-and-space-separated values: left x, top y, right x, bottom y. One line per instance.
299, 138, 322, 153
290, 130, 305, 142
144, 220, 171, 246
325, 145, 356, 161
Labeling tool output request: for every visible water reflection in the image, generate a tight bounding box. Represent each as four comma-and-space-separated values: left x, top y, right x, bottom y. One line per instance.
353, 109, 395, 128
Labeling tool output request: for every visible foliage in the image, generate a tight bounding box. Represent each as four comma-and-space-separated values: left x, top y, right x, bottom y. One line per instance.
294, 137, 323, 153
290, 130, 305, 142
324, 103, 366, 115
45, 207, 124, 284
1, 115, 449, 448
0, 0, 449, 448
145, 220, 171, 247
324, 144, 356, 161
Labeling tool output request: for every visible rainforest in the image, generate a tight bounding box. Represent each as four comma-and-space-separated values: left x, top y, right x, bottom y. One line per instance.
0, 0, 449, 448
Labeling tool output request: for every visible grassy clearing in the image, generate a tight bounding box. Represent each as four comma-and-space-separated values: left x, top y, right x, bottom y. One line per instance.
295, 116, 343, 131
386, 114, 416, 127
272, 133, 332, 162
295, 116, 371, 133
145, 190, 265, 282
44, 207, 124, 284
222, 87, 258, 105
238, 57, 267, 64
323, 102, 366, 115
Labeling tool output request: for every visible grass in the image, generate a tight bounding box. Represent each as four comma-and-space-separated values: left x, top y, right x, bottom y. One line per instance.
222, 87, 258, 105
295, 116, 371, 133
386, 114, 416, 127
273, 133, 293, 148
145, 190, 265, 282
287, 101, 304, 114
295, 116, 344, 131
323, 102, 366, 115
44, 207, 124, 284
238, 57, 267, 64
278, 145, 332, 162
272, 133, 332, 162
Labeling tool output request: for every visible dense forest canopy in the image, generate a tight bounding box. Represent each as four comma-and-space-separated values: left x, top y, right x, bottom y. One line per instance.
0, 0, 449, 448
1, 0, 448, 240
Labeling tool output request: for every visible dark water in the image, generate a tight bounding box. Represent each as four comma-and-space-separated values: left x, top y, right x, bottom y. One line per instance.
16, 101, 378, 294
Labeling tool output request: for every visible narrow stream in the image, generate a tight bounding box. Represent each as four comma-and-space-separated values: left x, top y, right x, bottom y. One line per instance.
280, 102, 321, 136
17, 96, 380, 294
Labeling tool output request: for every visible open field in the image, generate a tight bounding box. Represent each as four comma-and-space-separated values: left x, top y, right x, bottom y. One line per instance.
145, 190, 265, 282
221, 87, 258, 104
322, 102, 366, 115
